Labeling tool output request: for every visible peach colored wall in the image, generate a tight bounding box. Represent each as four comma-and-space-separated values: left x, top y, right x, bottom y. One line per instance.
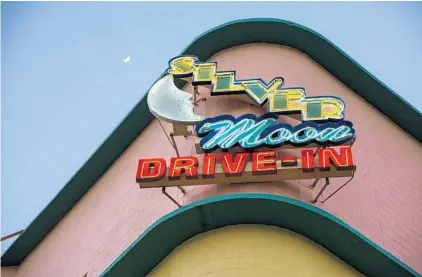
12, 44, 422, 277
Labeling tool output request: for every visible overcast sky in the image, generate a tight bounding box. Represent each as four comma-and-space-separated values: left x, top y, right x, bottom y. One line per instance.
2, 1, 421, 252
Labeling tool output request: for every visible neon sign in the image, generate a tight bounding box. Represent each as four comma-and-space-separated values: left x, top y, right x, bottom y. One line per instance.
136, 147, 355, 188
138, 55, 357, 189
167, 56, 346, 122
196, 113, 355, 153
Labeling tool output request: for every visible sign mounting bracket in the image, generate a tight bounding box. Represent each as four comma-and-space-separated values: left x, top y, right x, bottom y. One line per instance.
157, 119, 187, 194
321, 169, 356, 203
161, 187, 183, 208
193, 85, 206, 106
311, 178, 330, 203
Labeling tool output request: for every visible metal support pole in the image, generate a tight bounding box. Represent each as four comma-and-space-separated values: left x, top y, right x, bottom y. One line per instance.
322, 170, 355, 203
351, 136, 356, 146
299, 148, 321, 190
162, 187, 182, 208
1, 229, 24, 242
169, 133, 181, 157
310, 178, 320, 188
156, 120, 186, 194
301, 178, 320, 190
312, 178, 330, 203
177, 186, 186, 194
193, 85, 197, 104
193, 86, 206, 106
167, 133, 186, 194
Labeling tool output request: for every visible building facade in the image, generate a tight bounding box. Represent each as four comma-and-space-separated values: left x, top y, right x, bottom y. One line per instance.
2, 19, 422, 277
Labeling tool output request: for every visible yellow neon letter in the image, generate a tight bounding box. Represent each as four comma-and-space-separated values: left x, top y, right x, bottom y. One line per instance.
269, 88, 305, 114
193, 63, 216, 84
167, 56, 198, 77
242, 78, 284, 106
211, 72, 245, 94
303, 97, 345, 121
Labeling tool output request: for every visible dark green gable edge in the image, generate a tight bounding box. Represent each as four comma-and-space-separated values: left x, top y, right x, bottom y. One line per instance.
99, 194, 420, 277
2, 18, 421, 267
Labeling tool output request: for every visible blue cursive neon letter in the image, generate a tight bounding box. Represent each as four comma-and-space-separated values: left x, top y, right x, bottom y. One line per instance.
196, 113, 355, 152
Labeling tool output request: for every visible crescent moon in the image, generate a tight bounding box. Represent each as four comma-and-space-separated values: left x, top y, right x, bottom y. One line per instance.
147, 75, 205, 125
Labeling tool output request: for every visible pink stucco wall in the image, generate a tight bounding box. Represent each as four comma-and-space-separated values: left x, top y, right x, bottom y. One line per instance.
10, 44, 422, 277
1, 267, 18, 277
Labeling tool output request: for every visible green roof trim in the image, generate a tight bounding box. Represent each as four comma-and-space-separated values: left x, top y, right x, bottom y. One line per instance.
100, 193, 420, 277
2, 18, 421, 267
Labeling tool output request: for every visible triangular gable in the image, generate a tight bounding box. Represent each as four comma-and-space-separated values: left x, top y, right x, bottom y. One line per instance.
2, 17, 421, 267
